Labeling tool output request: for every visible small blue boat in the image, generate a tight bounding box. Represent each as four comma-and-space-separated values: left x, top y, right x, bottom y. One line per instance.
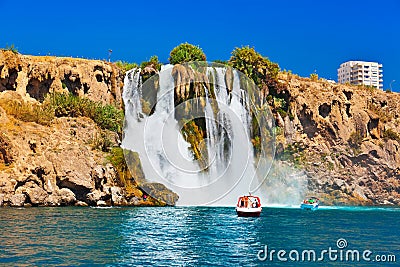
300, 197, 320, 211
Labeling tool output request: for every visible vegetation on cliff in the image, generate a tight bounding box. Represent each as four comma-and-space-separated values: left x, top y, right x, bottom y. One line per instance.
107, 147, 179, 206
140, 55, 162, 83
140, 55, 162, 71
115, 61, 138, 72
0, 92, 124, 133
1, 44, 19, 54
180, 120, 208, 170
0, 50, 182, 207
166, 44, 284, 168
169, 43, 206, 65
229, 46, 279, 89
49, 93, 124, 133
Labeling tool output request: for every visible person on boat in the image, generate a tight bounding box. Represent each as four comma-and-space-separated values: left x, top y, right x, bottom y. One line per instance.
251, 198, 257, 208
240, 198, 245, 208
244, 197, 251, 208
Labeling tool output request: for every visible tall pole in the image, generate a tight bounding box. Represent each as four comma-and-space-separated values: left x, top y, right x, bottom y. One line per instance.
108, 49, 113, 62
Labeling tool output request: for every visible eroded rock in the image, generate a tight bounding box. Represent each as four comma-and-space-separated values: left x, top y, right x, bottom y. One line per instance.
0, 134, 14, 165
110, 186, 128, 206
58, 188, 77, 205
140, 182, 179, 206
10, 193, 26, 207
0, 50, 124, 106
87, 190, 107, 204
16, 181, 48, 205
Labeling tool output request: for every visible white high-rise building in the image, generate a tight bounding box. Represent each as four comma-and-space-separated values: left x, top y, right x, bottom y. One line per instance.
337, 61, 383, 89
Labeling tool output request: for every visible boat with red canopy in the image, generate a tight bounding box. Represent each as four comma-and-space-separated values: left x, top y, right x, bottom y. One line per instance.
236, 195, 262, 217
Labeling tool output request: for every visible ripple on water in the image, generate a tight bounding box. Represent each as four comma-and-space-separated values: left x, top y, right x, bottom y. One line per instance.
0, 206, 398, 266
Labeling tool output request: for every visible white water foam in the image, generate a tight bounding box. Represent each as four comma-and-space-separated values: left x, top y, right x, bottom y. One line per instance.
122, 63, 304, 206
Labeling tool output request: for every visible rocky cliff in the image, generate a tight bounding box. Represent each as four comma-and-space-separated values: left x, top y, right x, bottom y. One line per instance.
275, 74, 400, 205
0, 50, 178, 207
0, 50, 124, 106
151, 63, 400, 206
1, 50, 399, 207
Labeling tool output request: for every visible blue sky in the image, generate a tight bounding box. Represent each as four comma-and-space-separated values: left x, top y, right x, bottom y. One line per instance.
1, 0, 399, 90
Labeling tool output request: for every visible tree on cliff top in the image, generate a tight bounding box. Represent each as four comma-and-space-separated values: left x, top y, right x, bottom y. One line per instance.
228, 46, 279, 88
169, 43, 206, 65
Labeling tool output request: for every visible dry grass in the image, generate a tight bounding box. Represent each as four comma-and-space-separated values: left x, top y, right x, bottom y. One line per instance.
0, 92, 124, 133
367, 102, 392, 123
0, 98, 54, 125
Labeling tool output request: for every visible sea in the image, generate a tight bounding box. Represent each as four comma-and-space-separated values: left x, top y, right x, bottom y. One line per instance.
0, 206, 398, 266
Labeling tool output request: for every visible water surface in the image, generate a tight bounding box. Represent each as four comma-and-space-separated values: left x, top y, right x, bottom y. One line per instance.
0, 206, 398, 266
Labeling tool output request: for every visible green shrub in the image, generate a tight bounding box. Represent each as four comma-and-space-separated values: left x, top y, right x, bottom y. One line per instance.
169, 43, 206, 65
212, 60, 228, 66
90, 131, 113, 152
180, 119, 208, 170
277, 143, 306, 165
48, 93, 123, 133
1, 92, 124, 135
140, 55, 162, 71
93, 103, 124, 133
106, 147, 130, 189
107, 147, 126, 172
48, 92, 94, 117
140, 55, 162, 82
273, 97, 286, 109
3, 44, 18, 54
228, 46, 279, 88
115, 61, 138, 72
277, 108, 287, 118
310, 73, 318, 81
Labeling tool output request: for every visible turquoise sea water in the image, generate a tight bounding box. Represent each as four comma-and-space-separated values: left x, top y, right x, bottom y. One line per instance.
0, 206, 398, 266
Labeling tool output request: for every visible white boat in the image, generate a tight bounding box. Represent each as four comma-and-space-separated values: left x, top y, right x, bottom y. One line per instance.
236, 195, 262, 217
300, 197, 320, 210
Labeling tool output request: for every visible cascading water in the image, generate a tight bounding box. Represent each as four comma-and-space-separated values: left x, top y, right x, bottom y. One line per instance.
122, 62, 305, 206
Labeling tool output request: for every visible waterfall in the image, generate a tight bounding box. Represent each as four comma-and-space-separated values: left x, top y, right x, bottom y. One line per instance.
123, 68, 142, 121
122, 63, 305, 206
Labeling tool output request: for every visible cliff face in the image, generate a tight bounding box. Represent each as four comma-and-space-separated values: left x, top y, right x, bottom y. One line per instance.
0, 51, 178, 207
0, 50, 124, 106
277, 74, 400, 205
0, 104, 120, 207
1, 50, 399, 206
163, 64, 400, 205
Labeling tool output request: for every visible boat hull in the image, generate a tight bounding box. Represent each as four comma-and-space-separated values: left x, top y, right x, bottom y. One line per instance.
300, 203, 319, 211
236, 207, 262, 217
